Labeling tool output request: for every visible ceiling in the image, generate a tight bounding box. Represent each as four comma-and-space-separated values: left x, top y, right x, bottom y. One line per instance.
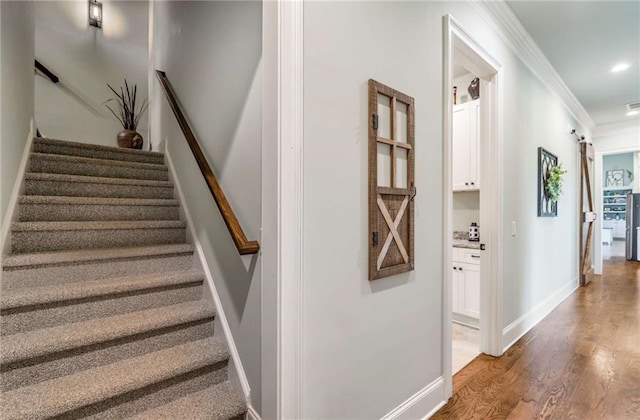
507, 1, 640, 127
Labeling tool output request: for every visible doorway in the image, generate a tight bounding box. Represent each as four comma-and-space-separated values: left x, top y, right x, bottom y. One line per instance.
443, 14, 504, 397
595, 148, 640, 273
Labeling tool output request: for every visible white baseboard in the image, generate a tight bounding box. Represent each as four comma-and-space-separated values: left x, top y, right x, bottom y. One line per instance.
381, 376, 446, 420
1, 129, 34, 258
246, 405, 261, 420
164, 149, 252, 402
502, 278, 578, 352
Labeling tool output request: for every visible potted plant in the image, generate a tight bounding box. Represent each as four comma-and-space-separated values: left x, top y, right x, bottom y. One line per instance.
104, 80, 149, 149
545, 163, 567, 202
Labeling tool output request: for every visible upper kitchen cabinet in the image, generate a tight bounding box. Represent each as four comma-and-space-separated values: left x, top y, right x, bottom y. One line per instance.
453, 99, 480, 192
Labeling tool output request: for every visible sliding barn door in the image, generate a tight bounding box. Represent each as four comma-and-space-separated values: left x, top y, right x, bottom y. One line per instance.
580, 141, 596, 286
368, 80, 415, 280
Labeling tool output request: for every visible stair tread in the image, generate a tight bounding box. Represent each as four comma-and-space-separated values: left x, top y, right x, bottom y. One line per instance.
11, 220, 187, 231
34, 137, 164, 158
30, 152, 168, 172
1, 337, 228, 420
1, 300, 216, 365
24, 172, 173, 187
2, 244, 193, 269
18, 195, 179, 206
131, 381, 246, 420
1, 270, 204, 310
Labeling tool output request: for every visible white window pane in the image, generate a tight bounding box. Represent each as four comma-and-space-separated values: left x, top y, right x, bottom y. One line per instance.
377, 143, 391, 187
395, 101, 408, 143
395, 148, 408, 188
377, 94, 391, 139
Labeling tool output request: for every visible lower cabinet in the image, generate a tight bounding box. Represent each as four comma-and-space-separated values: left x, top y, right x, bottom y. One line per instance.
452, 248, 480, 321
603, 219, 626, 238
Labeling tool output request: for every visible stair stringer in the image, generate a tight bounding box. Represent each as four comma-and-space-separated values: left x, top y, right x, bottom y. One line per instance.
164, 147, 253, 408
0, 127, 35, 260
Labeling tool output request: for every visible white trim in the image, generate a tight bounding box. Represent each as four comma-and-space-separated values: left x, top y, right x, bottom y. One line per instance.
469, 1, 595, 131
450, 17, 505, 360
443, 14, 505, 403
164, 150, 252, 401
441, 15, 454, 399
0, 127, 34, 257
246, 405, 262, 420
380, 377, 446, 420
277, 0, 304, 418
592, 119, 640, 138
502, 277, 578, 352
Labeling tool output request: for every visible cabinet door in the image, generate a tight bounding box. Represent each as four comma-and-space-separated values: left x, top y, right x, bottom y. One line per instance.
452, 267, 459, 313
458, 262, 480, 319
615, 220, 626, 238
468, 101, 480, 190
452, 104, 470, 191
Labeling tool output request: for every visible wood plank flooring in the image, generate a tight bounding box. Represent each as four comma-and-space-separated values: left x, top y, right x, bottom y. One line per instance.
432, 257, 640, 419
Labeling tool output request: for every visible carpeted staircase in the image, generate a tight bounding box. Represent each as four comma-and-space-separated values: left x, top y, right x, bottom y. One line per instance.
0, 137, 247, 419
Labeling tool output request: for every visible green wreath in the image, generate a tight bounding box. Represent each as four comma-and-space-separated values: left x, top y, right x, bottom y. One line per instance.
545, 163, 567, 203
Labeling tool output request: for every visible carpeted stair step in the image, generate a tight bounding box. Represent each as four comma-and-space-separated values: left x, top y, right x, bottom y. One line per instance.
18, 195, 180, 221
1, 270, 205, 335
1, 244, 195, 289
11, 220, 187, 254
30, 153, 169, 181
24, 173, 174, 199
33, 137, 165, 165
1, 302, 217, 391
1, 337, 229, 419
131, 381, 247, 420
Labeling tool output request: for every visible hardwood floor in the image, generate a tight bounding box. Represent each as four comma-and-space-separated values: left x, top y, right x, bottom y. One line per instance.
433, 258, 640, 419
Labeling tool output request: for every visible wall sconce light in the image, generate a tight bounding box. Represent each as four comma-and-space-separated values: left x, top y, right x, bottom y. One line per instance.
89, 0, 102, 29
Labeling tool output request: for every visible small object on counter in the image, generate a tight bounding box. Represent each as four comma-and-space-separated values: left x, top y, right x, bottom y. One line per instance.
453, 86, 457, 105
468, 222, 480, 242
468, 77, 480, 100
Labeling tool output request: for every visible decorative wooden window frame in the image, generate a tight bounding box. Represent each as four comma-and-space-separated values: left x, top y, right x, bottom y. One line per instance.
368, 79, 415, 280
537, 147, 558, 217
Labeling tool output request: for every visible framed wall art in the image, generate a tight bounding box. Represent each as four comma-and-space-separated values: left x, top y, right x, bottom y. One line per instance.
538, 147, 558, 217
368, 79, 415, 280
605, 169, 624, 187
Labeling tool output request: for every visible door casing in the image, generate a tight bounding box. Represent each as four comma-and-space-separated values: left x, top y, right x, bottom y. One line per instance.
443, 14, 504, 398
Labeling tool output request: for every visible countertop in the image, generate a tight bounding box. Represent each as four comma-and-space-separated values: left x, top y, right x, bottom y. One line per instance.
452, 239, 481, 249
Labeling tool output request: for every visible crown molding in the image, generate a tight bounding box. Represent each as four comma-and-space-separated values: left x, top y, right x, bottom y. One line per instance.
469, 1, 596, 131
592, 118, 640, 138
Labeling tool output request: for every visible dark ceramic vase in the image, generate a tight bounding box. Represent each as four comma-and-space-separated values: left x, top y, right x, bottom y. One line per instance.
468, 77, 480, 100
117, 129, 143, 149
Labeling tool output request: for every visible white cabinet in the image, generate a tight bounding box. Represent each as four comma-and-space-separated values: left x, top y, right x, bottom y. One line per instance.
452, 100, 480, 191
452, 247, 480, 321
457, 263, 480, 319
604, 219, 626, 238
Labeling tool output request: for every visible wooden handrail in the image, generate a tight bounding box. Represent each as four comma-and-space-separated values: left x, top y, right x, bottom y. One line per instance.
35, 60, 59, 84
155, 70, 260, 255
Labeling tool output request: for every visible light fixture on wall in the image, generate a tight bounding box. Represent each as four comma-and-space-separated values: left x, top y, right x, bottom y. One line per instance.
89, 0, 102, 29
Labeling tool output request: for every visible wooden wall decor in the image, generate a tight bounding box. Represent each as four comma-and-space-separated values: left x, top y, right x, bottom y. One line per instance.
368, 79, 415, 280
579, 141, 596, 286
538, 147, 558, 217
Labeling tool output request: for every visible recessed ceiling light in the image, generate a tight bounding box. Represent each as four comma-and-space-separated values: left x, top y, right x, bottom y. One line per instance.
627, 110, 639, 117
611, 63, 630, 73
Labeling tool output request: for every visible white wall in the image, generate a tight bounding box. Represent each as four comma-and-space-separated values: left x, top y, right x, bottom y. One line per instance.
150, 1, 263, 413
34, 1, 148, 148
593, 126, 640, 153
1, 1, 34, 223
302, 2, 586, 417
